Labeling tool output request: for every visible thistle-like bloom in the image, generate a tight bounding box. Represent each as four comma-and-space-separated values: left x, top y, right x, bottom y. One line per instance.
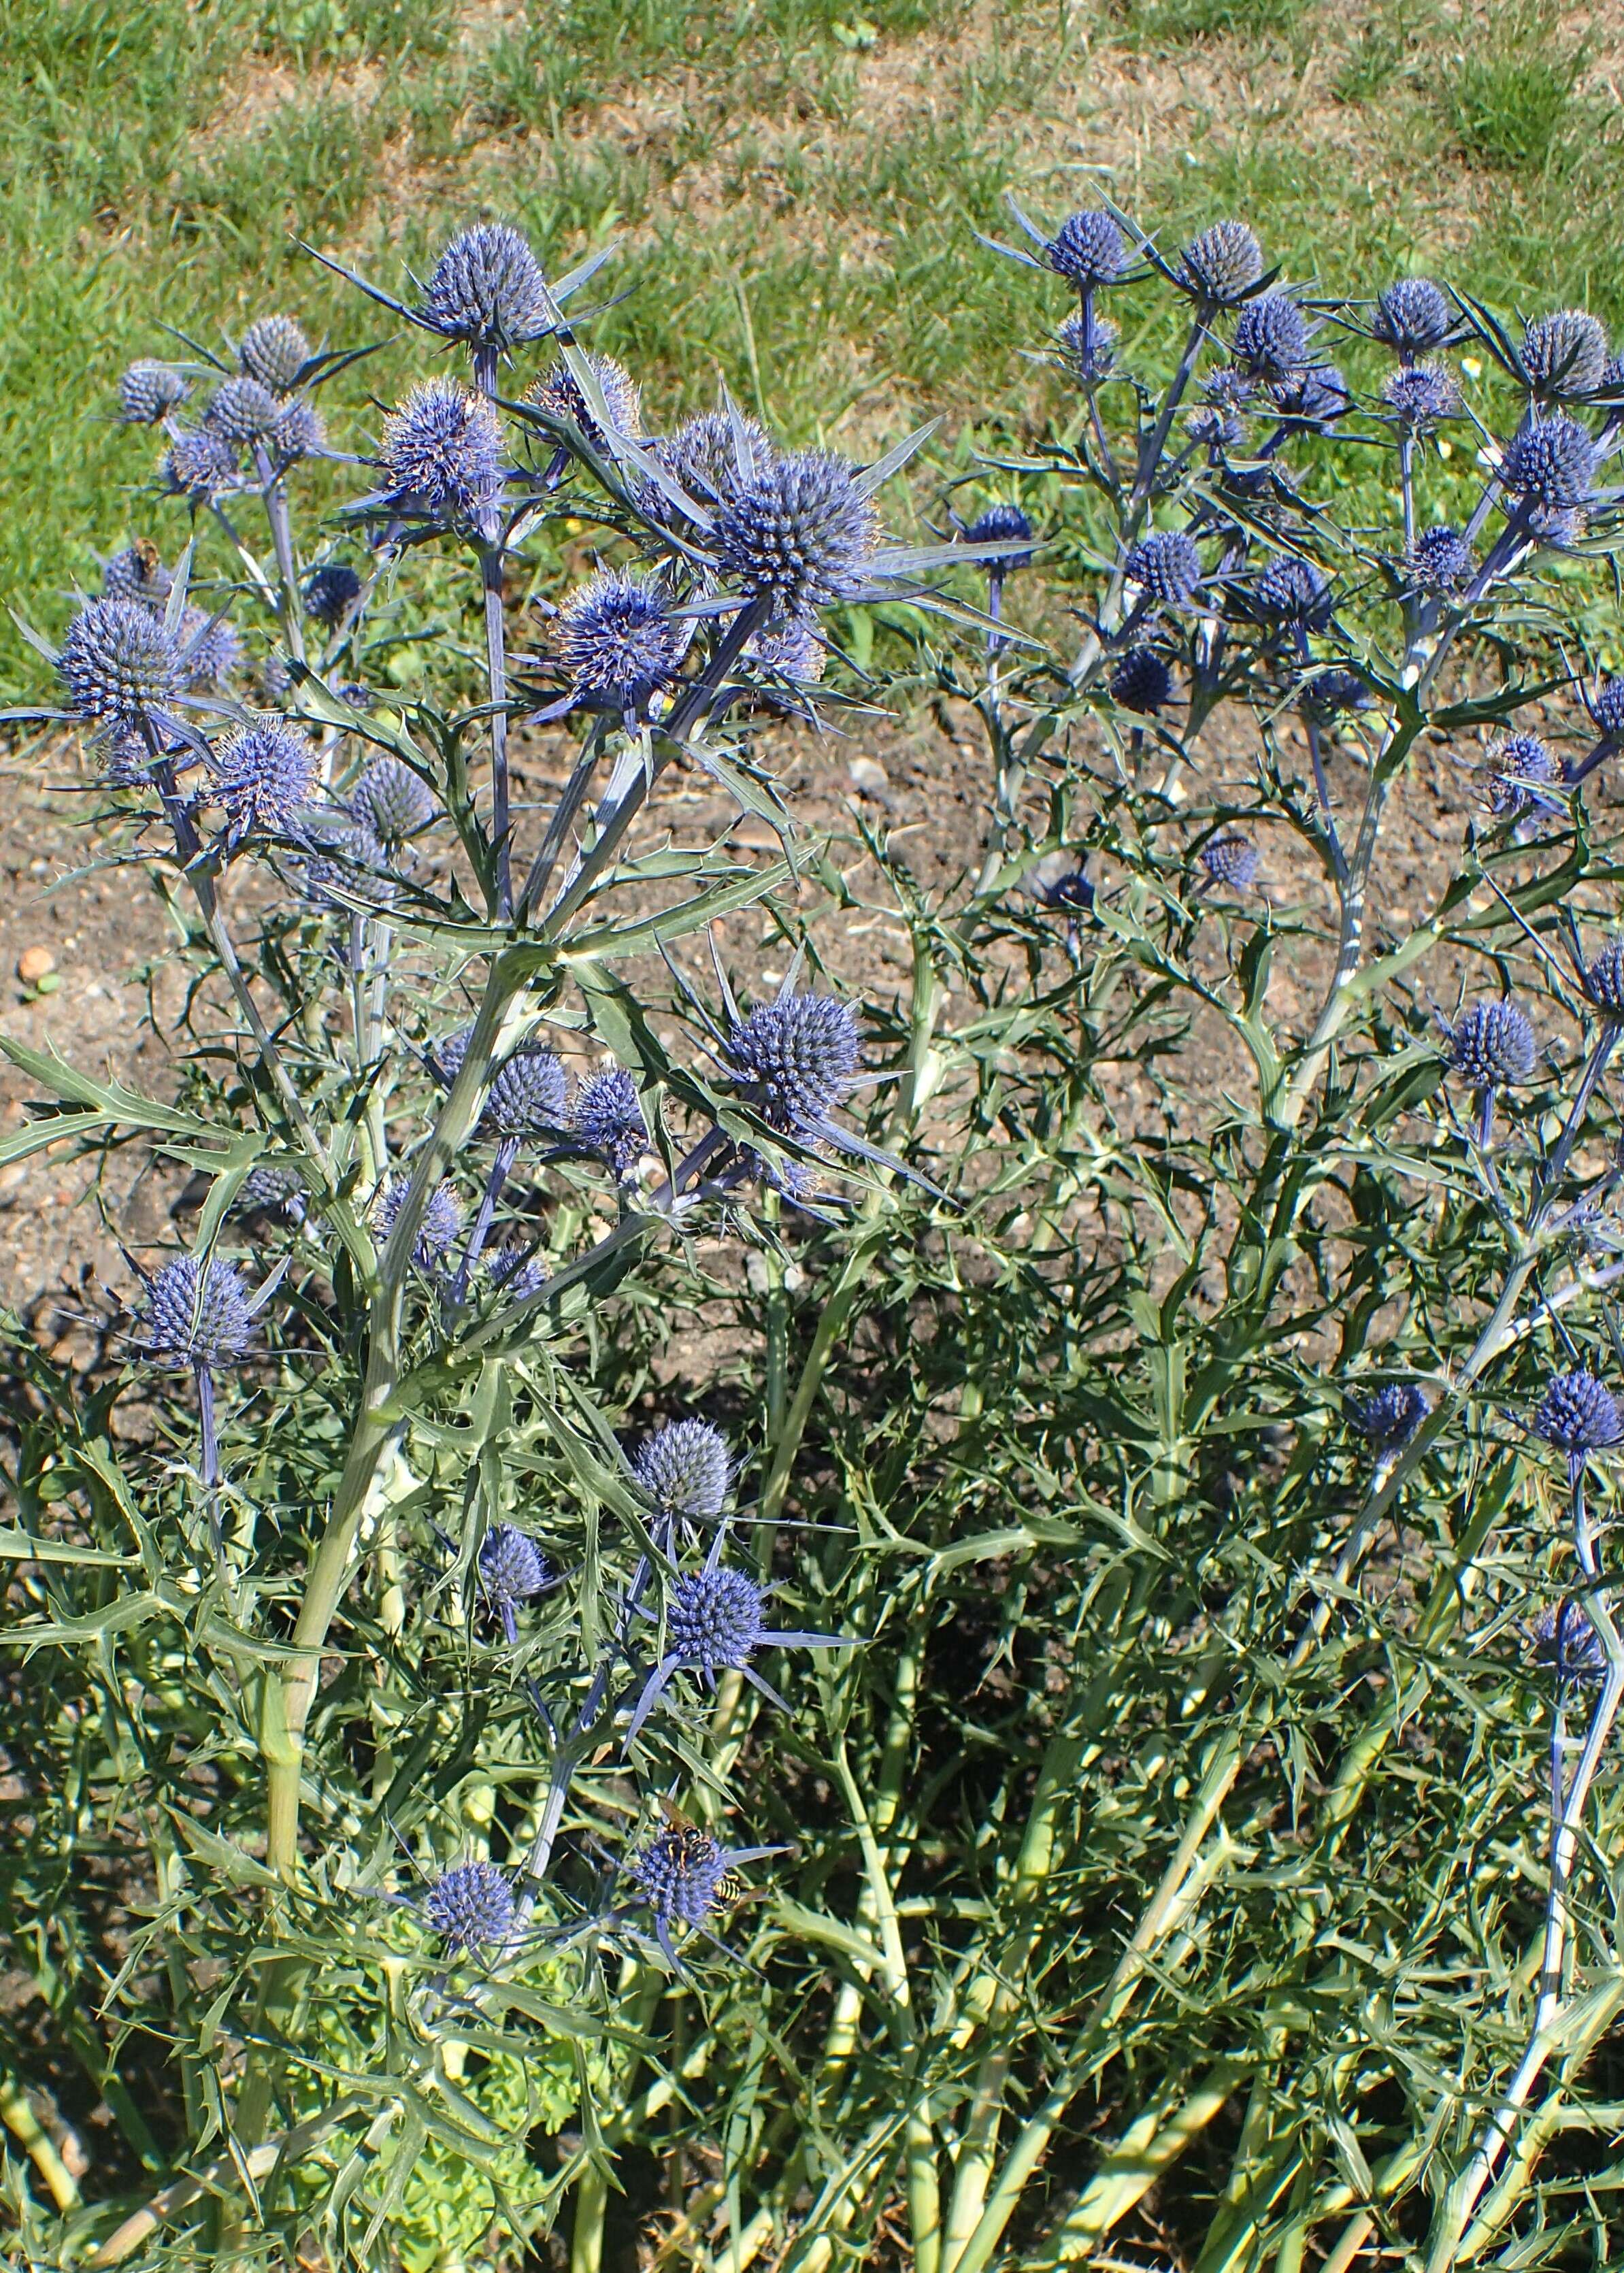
745, 614, 827, 684
1058, 308, 1118, 384
426, 1859, 514, 1953
163, 429, 239, 502
640, 409, 772, 524
208, 717, 318, 840
1269, 364, 1349, 427
635, 1419, 731, 1524
304, 563, 363, 627
1410, 525, 1476, 596
627, 1821, 783, 1963
373, 1174, 464, 1266
725, 993, 860, 1133
1200, 833, 1259, 889
204, 376, 282, 450
238, 313, 312, 393
103, 540, 171, 609
271, 397, 324, 463
1500, 412, 1598, 514
136, 1254, 262, 1367
1585, 940, 1624, 1018
1531, 1602, 1608, 1682
527, 352, 642, 449
1187, 365, 1253, 450
1485, 730, 1557, 814
1177, 220, 1264, 306
487, 1245, 548, 1304
1231, 291, 1308, 380
178, 605, 242, 691
1523, 308, 1608, 398
1441, 1001, 1536, 1089
59, 598, 182, 727
486, 1040, 569, 1137
350, 757, 437, 859
1536, 1367, 1621, 1457
557, 571, 687, 711
1255, 557, 1332, 629
1352, 1380, 1429, 1454
1589, 679, 1624, 741
1124, 530, 1201, 605
1301, 668, 1365, 719
1383, 363, 1460, 429
233, 1164, 305, 1217
478, 1524, 550, 1644
572, 1063, 647, 1176
1045, 208, 1125, 288
119, 359, 190, 424
965, 503, 1036, 570
421, 222, 551, 350
379, 379, 503, 522
1040, 863, 1094, 913
625, 1557, 852, 1742
1371, 278, 1453, 359
714, 450, 878, 617
1109, 647, 1173, 714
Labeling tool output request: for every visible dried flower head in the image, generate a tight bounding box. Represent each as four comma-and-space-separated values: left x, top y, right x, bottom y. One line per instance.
1353, 1381, 1429, 1453
1045, 208, 1126, 288
1201, 833, 1259, 889
137, 1255, 259, 1367
421, 222, 550, 350
120, 359, 190, 425
102, 540, 171, 609
1109, 646, 1173, 714
1124, 529, 1202, 605
572, 1064, 647, 1176
304, 563, 363, 628
725, 992, 861, 1131
1410, 526, 1476, 596
636, 1419, 731, 1523
1536, 1368, 1621, 1455
59, 598, 182, 727
1523, 308, 1608, 398
204, 376, 282, 450
427, 1859, 514, 1952
527, 352, 642, 449
373, 1175, 463, 1266
715, 450, 877, 617
557, 570, 687, 710
208, 716, 318, 838
380, 379, 503, 521
238, 314, 312, 393
1442, 1001, 1536, 1088
1178, 220, 1264, 307
1231, 291, 1308, 380
1372, 278, 1453, 359
667, 1565, 767, 1675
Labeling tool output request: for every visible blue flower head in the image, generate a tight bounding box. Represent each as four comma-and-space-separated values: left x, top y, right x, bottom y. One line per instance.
572, 1063, 647, 1176
373, 1175, 463, 1267
1045, 209, 1125, 288
479, 1524, 549, 1644
1124, 530, 1201, 605
1441, 1001, 1536, 1089
304, 563, 363, 628
1523, 309, 1608, 399
557, 570, 687, 711
178, 605, 242, 691
59, 599, 182, 728
379, 379, 503, 522
1109, 646, 1173, 714
1501, 413, 1597, 515
1372, 278, 1453, 359
1384, 363, 1460, 430
1270, 364, 1349, 427
1536, 1368, 1621, 1457
715, 450, 877, 616
1485, 731, 1556, 814
204, 376, 282, 451
103, 540, 171, 609
725, 992, 860, 1134
1200, 833, 1258, 890
636, 1419, 731, 1524
350, 757, 437, 859
964, 503, 1035, 570
1410, 527, 1476, 596
238, 314, 311, 393
208, 717, 318, 840
527, 352, 641, 450
1531, 1602, 1607, 1682
421, 222, 550, 350
1352, 1381, 1429, 1454
1059, 308, 1118, 384
485, 1040, 568, 1138
1585, 941, 1624, 1019
1177, 220, 1263, 306
163, 429, 239, 502
136, 1254, 262, 1367
120, 360, 190, 425
1589, 678, 1624, 742
427, 1859, 514, 1953
667, 1566, 766, 1677
1255, 557, 1332, 629
1231, 291, 1308, 380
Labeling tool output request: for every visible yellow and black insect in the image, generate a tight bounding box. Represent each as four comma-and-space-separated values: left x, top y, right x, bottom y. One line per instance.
657, 1796, 748, 1904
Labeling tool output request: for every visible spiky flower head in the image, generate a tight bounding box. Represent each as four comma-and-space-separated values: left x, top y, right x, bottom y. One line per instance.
101, 733, 152, 790
746, 614, 827, 683
137, 1255, 258, 1367
208, 717, 318, 838
1201, 833, 1259, 889
1536, 1367, 1621, 1455
640, 410, 772, 524
119, 359, 190, 425
725, 991, 861, 1131
479, 1525, 549, 1615
1041, 863, 1094, 913
1124, 529, 1201, 605
1523, 308, 1608, 398
234, 1164, 304, 1216
1442, 1001, 1536, 1088
422, 222, 550, 349
1109, 646, 1173, 714
714, 450, 877, 617
373, 1174, 463, 1266
271, 397, 323, 463
350, 757, 436, 854
1269, 364, 1349, 426
1486, 731, 1557, 814
380, 379, 503, 521
1177, 220, 1264, 307
1302, 667, 1365, 720
163, 429, 239, 501
1410, 525, 1476, 595
488, 1246, 548, 1304
572, 1063, 647, 1176
1353, 1381, 1429, 1453
486, 1040, 568, 1138
631, 1827, 731, 1927
1585, 941, 1624, 1018
637, 1419, 731, 1523
59, 598, 182, 727
527, 352, 642, 448
1058, 308, 1118, 384
668, 1565, 766, 1675
1372, 278, 1453, 359
1589, 678, 1624, 740
1045, 208, 1126, 288
1531, 1602, 1608, 1682
426, 1859, 514, 1952
1231, 291, 1308, 379
1188, 365, 1253, 451
103, 540, 171, 609
965, 503, 1035, 569
304, 563, 363, 628
238, 313, 312, 393
1383, 363, 1460, 429
1501, 413, 1598, 513
557, 571, 687, 710
204, 376, 282, 451
178, 605, 242, 691
1255, 557, 1332, 628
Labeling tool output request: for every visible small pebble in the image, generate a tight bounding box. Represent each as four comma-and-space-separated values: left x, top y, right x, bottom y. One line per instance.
848, 757, 891, 803
18, 946, 55, 984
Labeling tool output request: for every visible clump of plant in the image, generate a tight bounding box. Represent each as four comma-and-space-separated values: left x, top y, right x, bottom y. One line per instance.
7, 190, 1624, 2273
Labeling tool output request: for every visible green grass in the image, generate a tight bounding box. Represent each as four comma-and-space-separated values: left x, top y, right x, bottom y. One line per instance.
2, 0, 1624, 692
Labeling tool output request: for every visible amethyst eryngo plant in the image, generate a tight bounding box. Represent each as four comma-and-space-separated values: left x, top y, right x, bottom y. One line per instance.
10, 203, 1624, 2273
